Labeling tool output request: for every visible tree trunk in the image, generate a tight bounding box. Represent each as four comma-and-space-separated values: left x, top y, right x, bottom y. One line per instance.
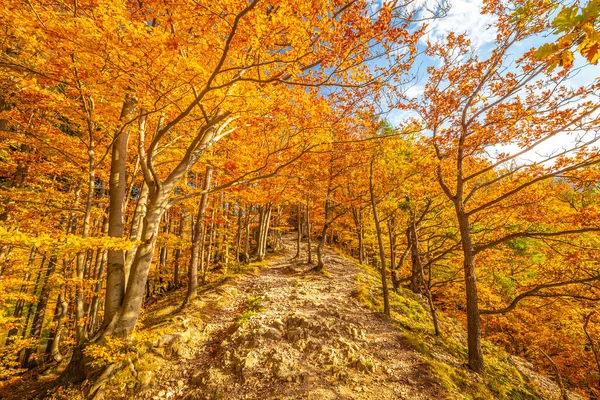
6, 247, 36, 343
244, 205, 251, 263
388, 216, 396, 272
295, 202, 301, 259
583, 312, 600, 400
457, 203, 484, 373
104, 94, 138, 328
125, 182, 149, 282
408, 225, 424, 293
369, 159, 390, 318
185, 165, 213, 305
256, 203, 272, 261
204, 202, 217, 281
46, 292, 68, 362
109, 203, 163, 336
173, 212, 185, 288
306, 197, 312, 264
410, 215, 439, 335
314, 198, 330, 272
235, 204, 243, 266
352, 207, 365, 264
157, 212, 172, 290
22, 255, 58, 368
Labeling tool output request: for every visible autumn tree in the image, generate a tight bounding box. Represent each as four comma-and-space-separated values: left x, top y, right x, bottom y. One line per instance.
414, 1, 600, 372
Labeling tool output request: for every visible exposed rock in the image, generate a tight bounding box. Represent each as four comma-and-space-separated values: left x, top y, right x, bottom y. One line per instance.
258, 324, 283, 340
137, 370, 154, 389
286, 327, 304, 342
242, 350, 261, 377
270, 318, 285, 332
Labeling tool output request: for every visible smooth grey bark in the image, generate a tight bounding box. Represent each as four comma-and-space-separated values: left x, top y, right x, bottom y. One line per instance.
104, 94, 138, 328
256, 203, 272, 261
124, 182, 149, 283
184, 165, 213, 305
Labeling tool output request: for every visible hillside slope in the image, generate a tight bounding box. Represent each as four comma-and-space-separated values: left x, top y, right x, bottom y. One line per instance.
2, 235, 583, 400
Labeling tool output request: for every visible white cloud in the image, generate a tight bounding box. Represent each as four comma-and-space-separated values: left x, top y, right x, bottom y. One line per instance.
404, 84, 424, 98
419, 0, 497, 48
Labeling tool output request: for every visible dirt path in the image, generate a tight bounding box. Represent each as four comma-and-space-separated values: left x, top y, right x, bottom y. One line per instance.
133, 235, 445, 400
39, 235, 446, 400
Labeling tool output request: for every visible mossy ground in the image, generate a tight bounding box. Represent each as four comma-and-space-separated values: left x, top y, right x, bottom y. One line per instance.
349, 256, 544, 400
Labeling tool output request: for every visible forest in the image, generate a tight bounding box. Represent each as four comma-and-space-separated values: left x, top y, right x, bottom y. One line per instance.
1, 0, 600, 398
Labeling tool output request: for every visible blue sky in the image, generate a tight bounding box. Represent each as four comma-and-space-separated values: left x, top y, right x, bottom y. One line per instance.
370, 0, 600, 162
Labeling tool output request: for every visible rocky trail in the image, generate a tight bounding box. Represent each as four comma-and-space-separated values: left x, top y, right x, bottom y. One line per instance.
93, 235, 447, 400
2, 234, 584, 400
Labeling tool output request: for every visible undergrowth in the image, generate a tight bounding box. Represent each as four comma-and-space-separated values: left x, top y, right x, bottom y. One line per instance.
236, 295, 265, 327
351, 259, 545, 400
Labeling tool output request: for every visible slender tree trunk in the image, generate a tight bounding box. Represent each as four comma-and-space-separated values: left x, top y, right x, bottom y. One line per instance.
173, 212, 185, 288
541, 349, 569, 400
235, 204, 242, 266
408, 224, 424, 293
306, 197, 312, 264
457, 203, 483, 373
388, 216, 396, 272
21, 254, 47, 342
256, 203, 272, 261
157, 212, 172, 290
369, 159, 390, 318
314, 198, 330, 272
352, 207, 365, 264
295, 202, 301, 259
6, 248, 36, 343
87, 216, 109, 335
46, 292, 68, 362
204, 203, 217, 281
410, 215, 439, 335
244, 206, 251, 263
88, 250, 107, 335
185, 165, 213, 305
22, 255, 58, 368
392, 244, 410, 292
583, 312, 600, 399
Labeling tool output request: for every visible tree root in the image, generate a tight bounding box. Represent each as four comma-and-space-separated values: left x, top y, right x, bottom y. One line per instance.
88, 362, 122, 400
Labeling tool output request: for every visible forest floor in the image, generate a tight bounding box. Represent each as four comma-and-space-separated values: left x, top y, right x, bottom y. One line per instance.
1, 235, 584, 400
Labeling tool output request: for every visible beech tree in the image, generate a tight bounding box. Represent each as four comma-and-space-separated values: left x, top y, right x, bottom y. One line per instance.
415, 3, 600, 372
